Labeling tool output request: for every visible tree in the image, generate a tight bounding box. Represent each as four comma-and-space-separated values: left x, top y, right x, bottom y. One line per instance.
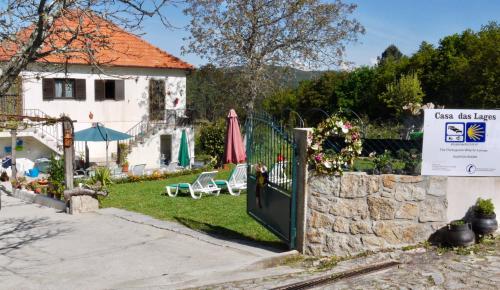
378, 44, 404, 64
379, 73, 424, 117
183, 0, 364, 110
0, 0, 173, 95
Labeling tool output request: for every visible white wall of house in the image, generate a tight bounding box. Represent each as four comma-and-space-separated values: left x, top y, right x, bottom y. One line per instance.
127, 127, 195, 169
0, 136, 55, 161
447, 177, 500, 224
18, 64, 191, 168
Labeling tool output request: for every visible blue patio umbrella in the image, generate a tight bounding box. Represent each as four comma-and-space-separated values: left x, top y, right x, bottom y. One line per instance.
178, 129, 190, 168
74, 123, 132, 167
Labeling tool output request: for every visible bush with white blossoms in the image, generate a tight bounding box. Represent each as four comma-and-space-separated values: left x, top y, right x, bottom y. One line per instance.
307, 115, 363, 175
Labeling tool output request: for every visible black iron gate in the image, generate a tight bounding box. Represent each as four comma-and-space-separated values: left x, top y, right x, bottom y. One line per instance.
246, 112, 298, 249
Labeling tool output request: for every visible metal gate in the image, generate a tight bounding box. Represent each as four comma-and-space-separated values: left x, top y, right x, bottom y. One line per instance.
246, 112, 298, 249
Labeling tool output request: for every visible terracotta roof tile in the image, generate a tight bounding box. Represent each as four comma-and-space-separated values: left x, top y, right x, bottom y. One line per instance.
0, 12, 193, 70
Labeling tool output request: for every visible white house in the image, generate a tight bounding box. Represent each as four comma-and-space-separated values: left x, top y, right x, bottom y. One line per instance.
0, 16, 194, 171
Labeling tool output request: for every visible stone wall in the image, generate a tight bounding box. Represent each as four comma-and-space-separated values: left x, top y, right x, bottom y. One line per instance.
305, 172, 447, 257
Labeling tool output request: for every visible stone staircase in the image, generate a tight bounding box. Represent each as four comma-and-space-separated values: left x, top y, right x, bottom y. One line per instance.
122, 109, 192, 152
0, 109, 63, 155
22, 109, 63, 154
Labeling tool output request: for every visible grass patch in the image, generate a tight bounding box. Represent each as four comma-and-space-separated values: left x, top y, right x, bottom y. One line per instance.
101, 170, 284, 248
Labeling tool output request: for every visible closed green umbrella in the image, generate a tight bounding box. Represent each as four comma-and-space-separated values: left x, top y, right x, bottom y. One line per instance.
178, 129, 190, 168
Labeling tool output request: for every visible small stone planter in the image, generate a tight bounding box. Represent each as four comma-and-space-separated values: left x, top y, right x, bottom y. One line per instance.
471, 213, 498, 236
445, 221, 475, 247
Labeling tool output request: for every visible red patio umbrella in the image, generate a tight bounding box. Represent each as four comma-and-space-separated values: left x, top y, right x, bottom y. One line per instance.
223, 109, 246, 164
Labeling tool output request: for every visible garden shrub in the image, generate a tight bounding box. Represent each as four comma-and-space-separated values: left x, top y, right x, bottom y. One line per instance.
198, 119, 226, 167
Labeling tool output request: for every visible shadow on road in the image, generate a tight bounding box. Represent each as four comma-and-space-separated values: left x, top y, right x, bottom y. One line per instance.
0, 217, 71, 255
174, 216, 287, 252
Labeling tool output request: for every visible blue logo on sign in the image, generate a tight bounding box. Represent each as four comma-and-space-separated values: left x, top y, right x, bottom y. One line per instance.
466, 122, 486, 142
445, 122, 465, 143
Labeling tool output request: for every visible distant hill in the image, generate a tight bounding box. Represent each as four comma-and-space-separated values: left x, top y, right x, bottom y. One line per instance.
278, 67, 325, 88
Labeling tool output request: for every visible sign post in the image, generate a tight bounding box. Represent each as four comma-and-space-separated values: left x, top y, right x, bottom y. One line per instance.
422, 109, 500, 176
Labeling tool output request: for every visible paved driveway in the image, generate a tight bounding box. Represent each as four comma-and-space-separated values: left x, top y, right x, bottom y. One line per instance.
0, 195, 296, 289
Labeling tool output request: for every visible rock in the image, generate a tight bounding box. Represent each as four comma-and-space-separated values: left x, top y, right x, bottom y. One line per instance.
339, 173, 369, 198
367, 196, 398, 220
308, 175, 340, 197
306, 229, 322, 244
427, 176, 447, 196
393, 223, 429, 244
372, 221, 399, 244
396, 202, 418, 220
395, 184, 426, 201
325, 234, 363, 256
361, 235, 386, 249
305, 244, 323, 256
382, 175, 396, 189
329, 198, 369, 219
309, 210, 335, 228
419, 198, 447, 222
70, 195, 99, 214
399, 175, 424, 183
333, 217, 350, 233
368, 175, 380, 194
381, 188, 394, 198
350, 220, 372, 234
309, 196, 330, 213
394, 183, 412, 201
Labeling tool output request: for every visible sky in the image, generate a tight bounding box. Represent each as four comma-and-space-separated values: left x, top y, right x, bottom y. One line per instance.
139, 0, 500, 69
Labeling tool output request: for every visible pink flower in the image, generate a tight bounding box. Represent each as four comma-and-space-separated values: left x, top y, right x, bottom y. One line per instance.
315, 154, 323, 162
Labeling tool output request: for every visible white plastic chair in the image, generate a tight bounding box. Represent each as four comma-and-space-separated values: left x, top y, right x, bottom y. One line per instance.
214, 163, 247, 196
268, 161, 291, 185
165, 171, 220, 199
131, 164, 146, 176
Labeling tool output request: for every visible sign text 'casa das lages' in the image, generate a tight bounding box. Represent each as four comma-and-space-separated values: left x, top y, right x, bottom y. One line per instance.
422, 109, 500, 176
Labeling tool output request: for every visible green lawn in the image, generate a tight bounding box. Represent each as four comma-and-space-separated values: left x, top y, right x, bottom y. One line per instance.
101, 170, 284, 248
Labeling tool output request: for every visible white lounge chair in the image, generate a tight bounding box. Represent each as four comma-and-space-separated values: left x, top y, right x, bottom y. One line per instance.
165, 171, 221, 199
214, 163, 247, 196
268, 161, 291, 185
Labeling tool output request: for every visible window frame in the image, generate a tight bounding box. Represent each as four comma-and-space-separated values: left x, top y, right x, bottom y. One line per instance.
54, 78, 76, 99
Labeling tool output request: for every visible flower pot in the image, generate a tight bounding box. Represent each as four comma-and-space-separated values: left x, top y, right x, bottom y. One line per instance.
446, 221, 475, 247
472, 212, 498, 236
122, 164, 129, 173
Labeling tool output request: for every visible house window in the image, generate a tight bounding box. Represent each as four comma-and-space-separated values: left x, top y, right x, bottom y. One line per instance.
54, 79, 75, 98
42, 78, 86, 101
95, 79, 125, 101
105, 81, 115, 99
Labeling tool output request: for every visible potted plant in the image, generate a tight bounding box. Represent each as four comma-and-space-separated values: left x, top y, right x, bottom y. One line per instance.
47, 155, 65, 199
118, 143, 129, 172
472, 198, 498, 236
445, 220, 475, 247
121, 159, 129, 173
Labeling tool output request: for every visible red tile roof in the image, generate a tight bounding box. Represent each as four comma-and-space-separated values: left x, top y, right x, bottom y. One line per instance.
0, 12, 193, 70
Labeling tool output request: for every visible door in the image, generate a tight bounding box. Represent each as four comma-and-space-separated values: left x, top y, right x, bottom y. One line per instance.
160, 134, 172, 165
246, 112, 298, 249
149, 79, 166, 121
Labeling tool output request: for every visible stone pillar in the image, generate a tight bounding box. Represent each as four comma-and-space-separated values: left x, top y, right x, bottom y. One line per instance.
293, 128, 312, 253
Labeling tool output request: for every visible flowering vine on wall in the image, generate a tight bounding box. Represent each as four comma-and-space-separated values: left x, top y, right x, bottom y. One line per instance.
307, 115, 363, 175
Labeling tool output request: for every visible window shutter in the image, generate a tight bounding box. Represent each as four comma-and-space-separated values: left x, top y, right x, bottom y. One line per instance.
42, 78, 55, 100
95, 80, 105, 101
75, 79, 86, 100
114, 80, 125, 101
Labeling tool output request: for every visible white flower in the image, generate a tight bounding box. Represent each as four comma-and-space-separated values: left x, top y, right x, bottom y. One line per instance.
323, 161, 332, 168
342, 126, 349, 134
336, 121, 343, 128
311, 143, 319, 150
